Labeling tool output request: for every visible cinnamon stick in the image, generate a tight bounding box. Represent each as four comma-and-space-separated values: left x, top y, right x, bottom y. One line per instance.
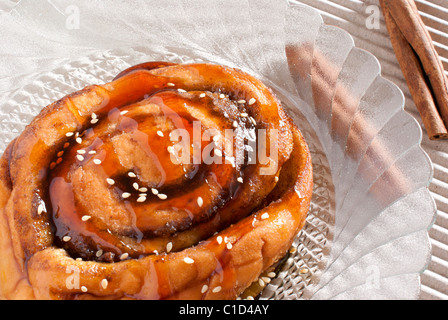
379, 0, 448, 140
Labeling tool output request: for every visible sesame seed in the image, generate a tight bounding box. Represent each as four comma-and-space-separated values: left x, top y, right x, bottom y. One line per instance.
199, 93, 206, 98
197, 197, 203, 207
184, 257, 194, 264
178, 89, 187, 93
137, 196, 146, 203
219, 93, 225, 99
246, 295, 254, 300
89, 150, 97, 155
76, 155, 85, 161
240, 113, 248, 117
63, 142, 70, 149
262, 276, 271, 283
96, 249, 103, 257
167, 146, 174, 153
212, 286, 222, 293
233, 121, 238, 128
91, 118, 99, 124
81, 215, 91, 222
139, 187, 148, 193
128, 172, 137, 178
106, 178, 115, 185
300, 268, 309, 274
91, 113, 97, 119
63, 236, 71, 242
261, 212, 269, 220
226, 243, 233, 250
275, 176, 279, 182
157, 131, 164, 137
133, 182, 139, 190
120, 110, 129, 115
158, 194, 168, 200
248, 98, 256, 105
237, 100, 246, 104
201, 285, 208, 294
237, 177, 243, 184
122, 192, 131, 199
101, 279, 108, 290
167, 82, 175, 87
37, 203, 45, 215
120, 253, 129, 260
66, 132, 74, 137
250, 117, 257, 125
57, 151, 64, 157
258, 278, 265, 287
217, 236, 223, 244
81, 286, 88, 293
151, 188, 159, 195
166, 242, 173, 253
76, 137, 82, 144
77, 149, 86, 155
267, 272, 276, 278
93, 159, 102, 165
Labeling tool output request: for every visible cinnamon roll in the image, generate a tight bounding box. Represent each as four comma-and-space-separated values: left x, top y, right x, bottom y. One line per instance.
0, 62, 313, 300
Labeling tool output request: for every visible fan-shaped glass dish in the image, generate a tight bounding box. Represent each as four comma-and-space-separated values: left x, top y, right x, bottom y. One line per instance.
0, 0, 436, 299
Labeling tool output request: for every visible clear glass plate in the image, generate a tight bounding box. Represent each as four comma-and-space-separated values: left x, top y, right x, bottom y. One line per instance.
0, 0, 436, 300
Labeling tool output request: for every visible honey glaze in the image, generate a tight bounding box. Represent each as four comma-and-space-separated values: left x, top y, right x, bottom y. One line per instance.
46, 72, 265, 263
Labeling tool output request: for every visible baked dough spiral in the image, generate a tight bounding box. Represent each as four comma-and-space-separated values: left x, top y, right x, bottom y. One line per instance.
0, 62, 313, 300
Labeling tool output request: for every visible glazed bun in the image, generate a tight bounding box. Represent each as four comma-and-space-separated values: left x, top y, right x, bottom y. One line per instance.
0, 62, 312, 300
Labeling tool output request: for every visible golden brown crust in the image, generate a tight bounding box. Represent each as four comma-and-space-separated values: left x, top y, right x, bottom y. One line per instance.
0, 62, 312, 300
